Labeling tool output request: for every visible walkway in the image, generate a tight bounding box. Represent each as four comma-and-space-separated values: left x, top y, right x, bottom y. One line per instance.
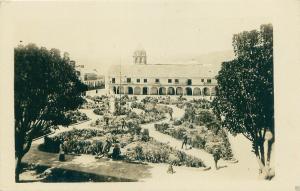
82, 103, 258, 180
24, 101, 259, 182
142, 105, 217, 168
34, 109, 101, 144
141, 104, 259, 180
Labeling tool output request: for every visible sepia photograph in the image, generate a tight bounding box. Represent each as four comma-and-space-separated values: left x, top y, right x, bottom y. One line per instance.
0, 0, 300, 190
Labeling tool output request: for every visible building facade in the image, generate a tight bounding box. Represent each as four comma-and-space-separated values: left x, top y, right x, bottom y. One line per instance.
107, 49, 218, 96
75, 65, 105, 90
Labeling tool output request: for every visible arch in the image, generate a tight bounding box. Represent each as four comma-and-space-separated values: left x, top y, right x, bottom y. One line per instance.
159, 87, 167, 95
176, 87, 183, 95
193, 87, 201, 96
203, 87, 210, 96
150, 87, 158, 95
168, 87, 175, 95
185, 87, 193, 96
120, 86, 125, 94
210, 87, 217, 96
142, 87, 148, 95
134, 87, 141, 95
128, 87, 133, 95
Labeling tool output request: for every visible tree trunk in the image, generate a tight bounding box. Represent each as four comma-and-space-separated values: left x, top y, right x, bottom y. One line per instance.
255, 140, 275, 179
259, 144, 265, 166
15, 156, 22, 182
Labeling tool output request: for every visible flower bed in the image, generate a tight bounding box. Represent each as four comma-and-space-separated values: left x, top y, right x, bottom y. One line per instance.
41, 128, 206, 168
93, 104, 107, 115
65, 110, 89, 124
154, 123, 233, 160
124, 140, 206, 168
40, 128, 132, 154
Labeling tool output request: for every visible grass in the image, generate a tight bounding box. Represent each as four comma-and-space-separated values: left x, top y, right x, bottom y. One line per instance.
22, 143, 153, 182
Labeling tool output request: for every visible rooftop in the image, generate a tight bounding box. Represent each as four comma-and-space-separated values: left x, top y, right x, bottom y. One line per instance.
108, 64, 218, 78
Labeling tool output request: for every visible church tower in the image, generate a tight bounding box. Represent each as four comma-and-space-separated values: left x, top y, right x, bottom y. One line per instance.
133, 48, 147, 64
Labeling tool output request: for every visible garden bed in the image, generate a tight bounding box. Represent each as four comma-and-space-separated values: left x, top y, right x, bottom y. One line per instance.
154, 123, 233, 160
123, 140, 206, 168
65, 110, 90, 124
40, 128, 206, 168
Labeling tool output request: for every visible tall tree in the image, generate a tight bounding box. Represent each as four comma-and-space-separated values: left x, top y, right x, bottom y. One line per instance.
212, 24, 274, 178
14, 44, 87, 182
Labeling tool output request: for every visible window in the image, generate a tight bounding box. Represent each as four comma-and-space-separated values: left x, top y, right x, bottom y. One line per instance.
168, 79, 172, 83
144, 79, 147, 83
207, 79, 212, 83
112, 78, 115, 83
187, 79, 192, 85
175, 79, 179, 83
127, 78, 131, 83
137, 79, 140, 83
155, 79, 160, 83
201, 79, 204, 82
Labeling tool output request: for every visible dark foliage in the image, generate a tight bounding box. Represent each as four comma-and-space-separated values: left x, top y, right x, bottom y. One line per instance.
14, 44, 87, 181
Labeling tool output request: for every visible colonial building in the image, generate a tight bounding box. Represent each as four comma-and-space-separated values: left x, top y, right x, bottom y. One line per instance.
107, 49, 218, 96
75, 65, 105, 90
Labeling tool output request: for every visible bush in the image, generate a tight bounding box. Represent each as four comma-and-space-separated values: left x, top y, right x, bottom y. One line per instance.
124, 140, 205, 168
134, 145, 144, 160
190, 135, 206, 149
154, 122, 233, 160
40, 129, 105, 154
141, 129, 150, 142
173, 119, 182, 126
194, 110, 215, 125
93, 108, 105, 115
65, 110, 89, 124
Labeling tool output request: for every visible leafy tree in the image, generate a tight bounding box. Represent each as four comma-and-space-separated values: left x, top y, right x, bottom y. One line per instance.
14, 44, 87, 182
212, 24, 274, 178
196, 110, 215, 125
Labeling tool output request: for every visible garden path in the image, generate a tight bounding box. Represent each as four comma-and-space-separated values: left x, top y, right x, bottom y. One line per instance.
28, 101, 259, 182
34, 109, 100, 145
141, 104, 258, 176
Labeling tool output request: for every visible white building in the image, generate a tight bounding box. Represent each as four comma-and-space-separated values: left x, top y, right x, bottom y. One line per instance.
75, 65, 105, 89
107, 49, 218, 97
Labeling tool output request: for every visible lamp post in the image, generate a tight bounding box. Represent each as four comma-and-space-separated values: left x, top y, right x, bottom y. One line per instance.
119, 59, 122, 115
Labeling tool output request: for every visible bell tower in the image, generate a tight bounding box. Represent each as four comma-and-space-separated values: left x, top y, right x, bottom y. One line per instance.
133, 48, 147, 64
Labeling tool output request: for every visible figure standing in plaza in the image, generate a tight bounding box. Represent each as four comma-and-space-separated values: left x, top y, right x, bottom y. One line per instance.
121, 118, 126, 130
213, 148, 221, 170
58, 142, 65, 161
182, 133, 189, 149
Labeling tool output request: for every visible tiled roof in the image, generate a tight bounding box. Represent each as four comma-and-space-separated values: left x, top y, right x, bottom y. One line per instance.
108, 64, 218, 78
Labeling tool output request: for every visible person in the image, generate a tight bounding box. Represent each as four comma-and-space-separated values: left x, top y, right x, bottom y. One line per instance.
121, 118, 126, 130
102, 138, 112, 155
167, 164, 175, 174
58, 142, 65, 161
168, 108, 173, 120
111, 144, 121, 160
213, 149, 221, 170
182, 133, 188, 149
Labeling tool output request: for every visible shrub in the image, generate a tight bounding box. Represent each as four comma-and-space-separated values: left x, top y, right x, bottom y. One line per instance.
173, 119, 182, 126
195, 110, 215, 125
190, 135, 206, 149
124, 140, 205, 168
141, 129, 150, 142
134, 145, 144, 160
93, 108, 105, 115
64, 110, 89, 124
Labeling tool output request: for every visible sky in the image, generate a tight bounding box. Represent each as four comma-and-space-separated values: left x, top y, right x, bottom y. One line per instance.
4, 0, 275, 74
